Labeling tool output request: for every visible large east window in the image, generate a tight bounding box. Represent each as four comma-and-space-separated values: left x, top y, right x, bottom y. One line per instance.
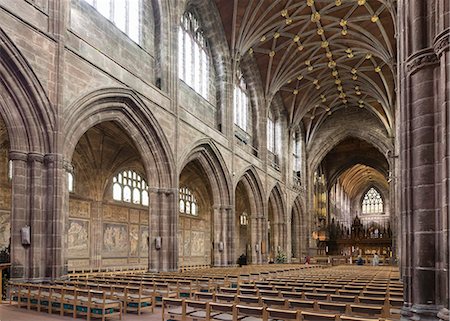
362, 187, 383, 214
112, 170, 149, 206
234, 72, 249, 131
178, 11, 209, 99
83, 0, 140, 43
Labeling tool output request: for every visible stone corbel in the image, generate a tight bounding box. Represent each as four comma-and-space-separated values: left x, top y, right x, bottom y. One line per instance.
62, 159, 74, 173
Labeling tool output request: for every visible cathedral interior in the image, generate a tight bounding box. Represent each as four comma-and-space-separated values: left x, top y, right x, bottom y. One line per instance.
0, 0, 448, 320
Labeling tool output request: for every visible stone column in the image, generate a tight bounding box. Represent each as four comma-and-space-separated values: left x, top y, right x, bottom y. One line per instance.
27, 152, 45, 280
9, 151, 28, 280
44, 153, 65, 279
90, 201, 103, 269
212, 205, 232, 266
399, 1, 449, 319
148, 188, 177, 272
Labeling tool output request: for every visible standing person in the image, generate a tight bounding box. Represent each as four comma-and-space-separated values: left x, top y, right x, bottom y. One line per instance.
372, 252, 380, 266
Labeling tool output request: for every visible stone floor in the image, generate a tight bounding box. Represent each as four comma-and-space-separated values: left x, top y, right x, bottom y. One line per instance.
0, 303, 162, 321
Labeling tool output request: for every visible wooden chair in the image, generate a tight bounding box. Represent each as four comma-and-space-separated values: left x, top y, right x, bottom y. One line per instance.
357, 296, 387, 306
266, 307, 300, 321
216, 293, 237, 303
162, 298, 185, 321
259, 290, 281, 298
301, 311, 337, 321
194, 291, 215, 302
281, 291, 303, 300
350, 303, 385, 318
185, 299, 212, 321
288, 299, 317, 311
124, 286, 153, 315
241, 288, 260, 296
261, 297, 288, 309
329, 294, 356, 303
305, 293, 330, 301
317, 301, 348, 314
236, 304, 267, 321
209, 302, 238, 321
340, 315, 381, 321
85, 288, 121, 321
237, 295, 262, 307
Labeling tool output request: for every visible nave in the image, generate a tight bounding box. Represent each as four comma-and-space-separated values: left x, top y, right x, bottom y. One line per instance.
4, 265, 403, 321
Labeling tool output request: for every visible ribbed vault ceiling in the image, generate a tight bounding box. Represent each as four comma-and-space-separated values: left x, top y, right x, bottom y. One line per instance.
338, 164, 387, 198
215, 0, 396, 135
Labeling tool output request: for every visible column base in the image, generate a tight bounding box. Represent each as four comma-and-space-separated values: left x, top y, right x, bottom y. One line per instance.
401, 304, 444, 321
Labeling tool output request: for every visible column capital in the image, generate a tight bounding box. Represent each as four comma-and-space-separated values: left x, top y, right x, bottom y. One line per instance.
406, 47, 438, 75
434, 29, 450, 58
8, 150, 28, 162
27, 152, 44, 164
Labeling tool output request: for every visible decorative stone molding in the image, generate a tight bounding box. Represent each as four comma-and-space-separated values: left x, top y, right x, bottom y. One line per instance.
406, 48, 439, 75
44, 154, 58, 166
63, 159, 74, 172
27, 152, 44, 164
434, 28, 450, 58
8, 150, 28, 162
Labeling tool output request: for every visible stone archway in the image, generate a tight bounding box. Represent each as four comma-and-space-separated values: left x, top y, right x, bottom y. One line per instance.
0, 28, 56, 280
234, 167, 265, 264
267, 184, 286, 262
178, 140, 232, 267
64, 87, 176, 272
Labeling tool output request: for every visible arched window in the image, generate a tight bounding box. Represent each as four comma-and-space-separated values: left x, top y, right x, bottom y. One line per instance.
68, 172, 74, 192
267, 111, 281, 154
240, 212, 248, 226
179, 187, 198, 216
178, 11, 209, 99
83, 0, 140, 43
8, 160, 12, 180
362, 187, 383, 214
234, 70, 249, 131
112, 170, 149, 206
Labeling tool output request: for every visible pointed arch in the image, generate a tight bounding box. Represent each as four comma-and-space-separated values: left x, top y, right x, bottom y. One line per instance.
0, 28, 54, 153
235, 166, 265, 216
235, 166, 265, 264
268, 183, 286, 223
63, 87, 175, 189
291, 195, 308, 260
308, 130, 392, 177
179, 139, 232, 207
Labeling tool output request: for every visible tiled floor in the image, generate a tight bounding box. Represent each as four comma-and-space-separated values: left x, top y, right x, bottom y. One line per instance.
0, 303, 162, 321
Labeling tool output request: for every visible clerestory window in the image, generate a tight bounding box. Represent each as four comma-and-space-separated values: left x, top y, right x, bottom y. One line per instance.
178, 11, 210, 99
83, 0, 140, 43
